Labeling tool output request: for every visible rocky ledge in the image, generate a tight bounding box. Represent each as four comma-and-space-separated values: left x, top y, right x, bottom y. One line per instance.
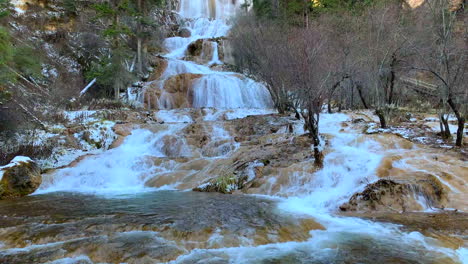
339, 177, 447, 213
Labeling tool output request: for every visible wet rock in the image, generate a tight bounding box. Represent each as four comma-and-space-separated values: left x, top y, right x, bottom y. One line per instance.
185, 38, 224, 64
0, 156, 42, 199
201, 139, 237, 157
186, 39, 205, 57
0, 191, 324, 263
340, 178, 448, 212
227, 114, 297, 141
352, 118, 366, 123
147, 56, 168, 81
162, 73, 203, 108
182, 123, 211, 148
341, 210, 467, 249
194, 135, 314, 194
178, 27, 191, 38
143, 81, 163, 109
160, 135, 191, 157
110, 123, 135, 149
144, 72, 203, 109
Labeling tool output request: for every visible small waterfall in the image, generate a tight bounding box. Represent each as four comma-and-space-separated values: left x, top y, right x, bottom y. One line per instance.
179, 0, 243, 19
38, 126, 189, 193
192, 74, 273, 108
209, 42, 222, 66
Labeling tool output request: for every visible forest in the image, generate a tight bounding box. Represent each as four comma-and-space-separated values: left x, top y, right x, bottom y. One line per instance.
232, 0, 466, 163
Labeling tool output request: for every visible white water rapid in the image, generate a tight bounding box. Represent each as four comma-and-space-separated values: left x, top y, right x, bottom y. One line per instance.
27, 1, 467, 263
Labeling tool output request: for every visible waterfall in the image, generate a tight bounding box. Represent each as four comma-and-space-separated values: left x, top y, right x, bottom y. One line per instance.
144, 0, 274, 109
25, 2, 467, 262
208, 42, 222, 66
179, 0, 243, 20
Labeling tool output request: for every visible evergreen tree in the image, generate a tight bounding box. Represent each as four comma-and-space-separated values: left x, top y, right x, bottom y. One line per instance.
0, 0, 42, 105
88, 0, 165, 99
90, 0, 135, 99
0, 0, 13, 104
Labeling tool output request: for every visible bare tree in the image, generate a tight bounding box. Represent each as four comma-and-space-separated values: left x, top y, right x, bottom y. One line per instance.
231, 16, 294, 113
409, 0, 467, 146
285, 26, 331, 167
355, 1, 410, 128
232, 15, 331, 166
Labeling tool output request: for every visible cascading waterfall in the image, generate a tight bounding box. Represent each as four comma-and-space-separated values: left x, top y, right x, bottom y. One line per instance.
2, 1, 465, 263
145, 0, 273, 109
179, 0, 243, 19
37, 126, 190, 193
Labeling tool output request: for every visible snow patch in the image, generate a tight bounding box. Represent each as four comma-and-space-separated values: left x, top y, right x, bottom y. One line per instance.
0, 156, 32, 180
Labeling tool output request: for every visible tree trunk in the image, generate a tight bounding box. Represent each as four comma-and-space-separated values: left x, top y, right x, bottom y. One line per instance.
137, 37, 143, 74
136, 0, 143, 74
447, 98, 464, 146
338, 94, 342, 112
439, 114, 451, 139
376, 108, 387, 128
455, 117, 465, 147
387, 54, 396, 105
328, 79, 343, 114
304, 111, 323, 168
114, 80, 120, 100
355, 83, 369, 109
312, 135, 323, 168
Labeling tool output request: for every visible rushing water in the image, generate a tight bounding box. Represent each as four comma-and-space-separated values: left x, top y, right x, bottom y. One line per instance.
1, 1, 467, 263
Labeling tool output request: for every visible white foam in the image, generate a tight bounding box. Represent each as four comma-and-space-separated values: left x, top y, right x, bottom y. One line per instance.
167, 216, 463, 263
209, 42, 223, 66
179, 0, 244, 20
36, 126, 188, 194
278, 113, 383, 212
155, 110, 193, 123
192, 74, 273, 109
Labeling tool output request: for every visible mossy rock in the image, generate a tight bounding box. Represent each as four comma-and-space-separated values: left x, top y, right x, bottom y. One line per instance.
0, 157, 42, 200
193, 172, 238, 194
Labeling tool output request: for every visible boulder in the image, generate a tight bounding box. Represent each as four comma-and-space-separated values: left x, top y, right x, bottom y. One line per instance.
186, 39, 205, 57
339, 177, 448, 212
143, 73, 202, 110
185, 38, 224, 64
0, 156, 42, 199
159, 73, 203, 109
178, 28, 191, 38
160, 135, 190, 157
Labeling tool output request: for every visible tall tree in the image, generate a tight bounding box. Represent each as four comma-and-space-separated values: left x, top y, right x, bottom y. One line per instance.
410, 0, 467, 146
91, 0, 134, 99
134, 0, 164, 75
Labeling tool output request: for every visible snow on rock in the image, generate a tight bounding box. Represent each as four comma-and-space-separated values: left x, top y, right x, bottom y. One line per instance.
0, 156, 33, 180
63, 110, 99, 123
0, 156, 41, 199
10, 0, 28, 14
